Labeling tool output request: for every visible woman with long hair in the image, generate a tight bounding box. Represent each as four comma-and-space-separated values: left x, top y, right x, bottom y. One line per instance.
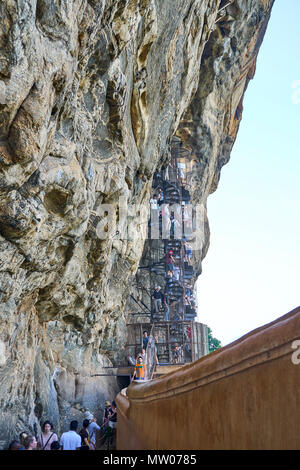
37, 421, 58, 450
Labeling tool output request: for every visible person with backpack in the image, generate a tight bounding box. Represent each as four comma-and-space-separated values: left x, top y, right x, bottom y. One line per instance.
37, 421, 58, 451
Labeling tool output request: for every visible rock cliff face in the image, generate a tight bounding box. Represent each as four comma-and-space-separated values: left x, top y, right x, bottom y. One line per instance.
0, 0, 274, 445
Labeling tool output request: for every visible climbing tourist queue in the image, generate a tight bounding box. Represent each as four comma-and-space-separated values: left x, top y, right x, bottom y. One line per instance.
6, 401, 118, 451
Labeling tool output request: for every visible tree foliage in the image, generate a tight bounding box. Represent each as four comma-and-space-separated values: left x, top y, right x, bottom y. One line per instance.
207, 327, 222, 353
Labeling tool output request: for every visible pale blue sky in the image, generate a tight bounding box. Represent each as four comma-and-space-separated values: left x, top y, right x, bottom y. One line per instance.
197, 0, 300, 346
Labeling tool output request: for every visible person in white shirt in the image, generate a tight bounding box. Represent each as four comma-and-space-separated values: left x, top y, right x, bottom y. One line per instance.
149, 195, 158, 210
60, 421, 81, 450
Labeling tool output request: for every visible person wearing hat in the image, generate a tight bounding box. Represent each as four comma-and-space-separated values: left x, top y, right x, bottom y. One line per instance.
102, 401, 111, 428
165, 250, 175, 272
84, 411, 100, 450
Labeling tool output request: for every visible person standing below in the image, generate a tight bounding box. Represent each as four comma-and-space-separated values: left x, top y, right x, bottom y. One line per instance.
79, 419, 92, 450
37, 420, 58, 450
108, 401, 117, 430
152, 286, 164, 313
60, 421, 81, 450
24, 435, 38, 450
84, 412, 101, 450
102, 401, 111, 429
19, 432, 28, 449
108, 401, 117, 445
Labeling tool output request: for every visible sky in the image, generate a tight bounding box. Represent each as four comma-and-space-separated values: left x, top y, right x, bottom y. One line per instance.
197, 0, 300, 346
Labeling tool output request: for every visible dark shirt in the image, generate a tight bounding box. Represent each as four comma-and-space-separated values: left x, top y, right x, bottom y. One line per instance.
165, 254, 173, 264
153, 290, 164, 300
79, 429, 89, 447
143, 336, 149, 349
109, 409, 117, 423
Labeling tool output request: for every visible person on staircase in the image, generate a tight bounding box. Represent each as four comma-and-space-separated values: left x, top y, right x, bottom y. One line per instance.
161, 203, 171, 235
184, 241, 192, 265
165, 250, 175, 273
173, 265, 180, 281
163, 291, 170, 321
157, 188, 164, 206
150, 194, 158, 210
152, 286, 164, 313
139, 348, 146, 363
132, 355, 146, 381
173, 343, 182, 364
177, 160, 186, 186
142, 331, 149, 350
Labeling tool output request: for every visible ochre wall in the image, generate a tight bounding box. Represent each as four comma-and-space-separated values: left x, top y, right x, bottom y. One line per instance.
116, 307, 300, 449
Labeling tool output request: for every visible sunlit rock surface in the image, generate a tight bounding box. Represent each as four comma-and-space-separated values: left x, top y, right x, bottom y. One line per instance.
0, 0, 274, 444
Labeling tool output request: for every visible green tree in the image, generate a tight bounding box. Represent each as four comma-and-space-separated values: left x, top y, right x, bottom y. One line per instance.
207, 327, 222, 353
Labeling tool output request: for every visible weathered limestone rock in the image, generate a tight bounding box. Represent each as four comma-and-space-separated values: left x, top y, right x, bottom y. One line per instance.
0, 0, 274, 445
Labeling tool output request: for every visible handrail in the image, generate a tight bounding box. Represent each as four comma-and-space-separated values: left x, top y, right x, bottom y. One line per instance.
129, 294, 150, 313
117, 306, 300, 450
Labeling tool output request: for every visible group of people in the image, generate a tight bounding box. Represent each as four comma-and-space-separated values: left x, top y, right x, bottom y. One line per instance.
7, 403, 117, 451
